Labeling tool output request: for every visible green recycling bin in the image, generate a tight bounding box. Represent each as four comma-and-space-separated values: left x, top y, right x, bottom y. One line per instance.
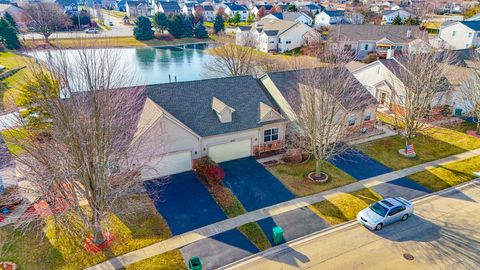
272, 226, 284, 245
188, 256, 202, 270
454, 108, 463, 117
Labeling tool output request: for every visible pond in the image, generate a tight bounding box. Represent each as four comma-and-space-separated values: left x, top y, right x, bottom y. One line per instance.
30, 43, 215, 86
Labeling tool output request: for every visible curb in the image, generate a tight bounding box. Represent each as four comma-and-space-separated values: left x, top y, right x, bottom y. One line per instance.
217, 178, 480, 270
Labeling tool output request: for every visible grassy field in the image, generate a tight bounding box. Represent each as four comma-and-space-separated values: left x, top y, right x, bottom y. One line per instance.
208, 185, 271, 251
126, 251, 186, 270
204, 21, 250, 28
0, 52, 33, 109
408, 155, 480, 192
309, 188, 382, 225
24, 37, 211, 49
267, 159, 357, 197
0, 195, 185, 269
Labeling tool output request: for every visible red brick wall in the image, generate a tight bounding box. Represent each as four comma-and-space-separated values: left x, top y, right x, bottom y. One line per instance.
253, 140, 284, 156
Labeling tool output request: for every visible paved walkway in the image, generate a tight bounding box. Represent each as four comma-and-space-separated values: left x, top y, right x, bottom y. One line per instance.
85, 148, 480, 270
347, 125, 397, 145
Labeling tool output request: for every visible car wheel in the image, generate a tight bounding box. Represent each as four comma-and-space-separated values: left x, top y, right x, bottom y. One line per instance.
402, 214, 409, 221
375, 223, 383, 230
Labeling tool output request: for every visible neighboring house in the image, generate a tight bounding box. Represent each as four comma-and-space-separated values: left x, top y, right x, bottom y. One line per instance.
315, 10, 346, 26
131, 76, 286, 179
381, 9, 411, 25
116, 0, 126, 12
264, 11, 313, 26
0, 4, 23, 25
260, 68, 378, 135
250, 4, 273, 17
298, 3, 324, 16
236, 18, 315, 53
352, 57, 452, 110
439, 20, 480, 50
327, 25, 429, 60
224, 3, 248, 21
202, 5, 215, 21
126, 1, 149, 18
154, 1, 182, 15
182, 2, 197, 15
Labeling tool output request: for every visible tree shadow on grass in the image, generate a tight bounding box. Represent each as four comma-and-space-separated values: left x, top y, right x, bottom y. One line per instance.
311, 199, 349, 225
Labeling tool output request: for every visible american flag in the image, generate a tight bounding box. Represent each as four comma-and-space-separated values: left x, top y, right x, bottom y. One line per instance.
406, 144, 415, 155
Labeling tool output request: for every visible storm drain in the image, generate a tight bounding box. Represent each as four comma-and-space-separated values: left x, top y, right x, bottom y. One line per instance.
403, 253, 415, 261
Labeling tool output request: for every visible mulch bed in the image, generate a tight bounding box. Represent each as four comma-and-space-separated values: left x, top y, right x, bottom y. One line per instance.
83, 232, 116, 254
307, 172, 329, 183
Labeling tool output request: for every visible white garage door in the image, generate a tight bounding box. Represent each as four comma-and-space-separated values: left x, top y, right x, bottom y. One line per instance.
142, 151, 192, 180
208, 139, 251, 163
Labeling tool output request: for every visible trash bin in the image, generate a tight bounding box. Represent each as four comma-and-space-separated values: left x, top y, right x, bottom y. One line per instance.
188, 256, 202, 270
272, 226, 284, 245
454, 108, 462, 117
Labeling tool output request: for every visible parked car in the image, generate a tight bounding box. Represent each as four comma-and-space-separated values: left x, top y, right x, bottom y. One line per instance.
109, 21, 114, 26
85, 28, 98, 34
356, 197, 413, 230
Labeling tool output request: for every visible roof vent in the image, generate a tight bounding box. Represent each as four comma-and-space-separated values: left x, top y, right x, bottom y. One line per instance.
212, 97, 235, 123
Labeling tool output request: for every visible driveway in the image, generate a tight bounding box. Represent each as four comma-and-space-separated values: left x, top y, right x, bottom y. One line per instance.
330, 149, 431, 200
223, 182, 480, 270
221, 157, 329, 245
144, 172, 259, 268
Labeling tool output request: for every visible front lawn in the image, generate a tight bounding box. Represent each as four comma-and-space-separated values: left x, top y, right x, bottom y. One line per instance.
126, 251, 186, 270
309, 188, 382, 225
0, 195, 184, 269
267, 159, 357, 197
0, 52, 33, 109
408, 155, 480, 192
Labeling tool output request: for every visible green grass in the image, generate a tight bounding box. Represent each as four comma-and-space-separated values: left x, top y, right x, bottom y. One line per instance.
126, 251, 186, 270
310, 188, 382, 225
0, 195, 185, 269
1, 128, 29, 156
0, 52, 33, 109
267, 159, 357, 197
208, 185, 271, 251
408, 155, 480, 192
204, 21, 250, 28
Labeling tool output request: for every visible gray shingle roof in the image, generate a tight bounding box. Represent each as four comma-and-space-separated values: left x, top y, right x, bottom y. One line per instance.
265, 68, 377, 110
145, 76, 282, 137
328, 25, 424, 43
263, 30, 279, 36
324, 10, 345, 17
158, 1, 181, 11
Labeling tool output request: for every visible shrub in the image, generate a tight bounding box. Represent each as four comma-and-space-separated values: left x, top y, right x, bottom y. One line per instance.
194, 157, 225, 186
155, 32, 174, 41
282, 149, 303, 164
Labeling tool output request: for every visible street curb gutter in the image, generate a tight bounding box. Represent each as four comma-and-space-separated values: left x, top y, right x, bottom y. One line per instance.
217, 178, 480, 270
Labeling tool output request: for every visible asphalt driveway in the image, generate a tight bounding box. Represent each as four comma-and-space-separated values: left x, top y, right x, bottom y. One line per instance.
144, 172, 259, 268
330, 149, 431, 200
221, 157, 329, 245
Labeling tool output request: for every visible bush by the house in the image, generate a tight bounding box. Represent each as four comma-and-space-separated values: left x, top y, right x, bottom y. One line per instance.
133, 16, 154, 40
194, 157, 225, 186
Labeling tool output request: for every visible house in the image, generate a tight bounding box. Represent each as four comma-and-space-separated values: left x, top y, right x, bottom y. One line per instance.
297, 3, 324, 16
116, 0, 126, 12
154, 1, 182, 15
315, 10, 346, 26
126, 1, 149, 18
327, 25, 429, 60
224, 3, 249, 21
439, 20, 480, 50
381, 9, 411, 25
132, 76, 286, 179
259, 68, 378, 135
250, 4, 274, 18
202, 5, 215, 21
351, 56, 452, 110
182, 2, 197, 15
236, 18, 315, 53
264, 11, 313, 26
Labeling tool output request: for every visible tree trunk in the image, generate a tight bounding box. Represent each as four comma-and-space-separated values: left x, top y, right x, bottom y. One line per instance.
92, 211, 105, 245
44, 34, 50, 44
476, 121, 480, 135
315, 157, 323, 177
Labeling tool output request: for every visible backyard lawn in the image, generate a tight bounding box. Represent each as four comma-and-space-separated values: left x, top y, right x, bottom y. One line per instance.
0, 195, 184, 269
408, 155, 480, 192
267, 159, 358, 197
309, 188, 383, 225
0, 52, 33, 109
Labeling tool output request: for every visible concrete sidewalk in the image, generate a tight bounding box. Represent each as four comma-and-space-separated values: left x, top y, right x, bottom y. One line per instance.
85, 148, 480, 270
220, 179, 480, 270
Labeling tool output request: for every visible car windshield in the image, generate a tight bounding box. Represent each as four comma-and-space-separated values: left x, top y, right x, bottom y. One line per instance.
369, 202, 388, 217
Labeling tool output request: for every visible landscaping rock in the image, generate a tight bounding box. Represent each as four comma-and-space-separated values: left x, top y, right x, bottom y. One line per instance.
307, 172, 329, 183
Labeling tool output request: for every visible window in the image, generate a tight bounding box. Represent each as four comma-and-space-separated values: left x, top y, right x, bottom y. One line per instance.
364, 111, 371, 121
364, 44, 369, 50
264, 128, 279, 142
452, 31, 456, 37
347, 116, 356, 126
388, 206, 405, 216
286, 40, 291, 44
395, 45, 403, 50
468, 32, 473, 38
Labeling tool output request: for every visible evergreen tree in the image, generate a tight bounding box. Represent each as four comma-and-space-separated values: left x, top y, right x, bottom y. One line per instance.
168, 14, 184, 38
0, 17, 21, 49
286, 4, 297, 12
193, 22, 208, 38
213, 14, 225, 34
183, 14, 194, 37
152, 12, 169, 33
3, 12, 18, 33
391, 14, 403, 25
233, 12, 241, 25
246, 13, 254, 24
133, 16, 154, 40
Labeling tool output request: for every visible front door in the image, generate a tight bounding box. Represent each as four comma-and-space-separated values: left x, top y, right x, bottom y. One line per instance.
379, 92, 387, 105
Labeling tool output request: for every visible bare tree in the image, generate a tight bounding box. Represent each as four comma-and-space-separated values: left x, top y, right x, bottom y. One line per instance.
204, 38, 257, 77
459, 62, 480, 134
289, 49, 374, 179
389, 52, 452, 146
2, 46, 149, 247
21, 2, 71, 44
